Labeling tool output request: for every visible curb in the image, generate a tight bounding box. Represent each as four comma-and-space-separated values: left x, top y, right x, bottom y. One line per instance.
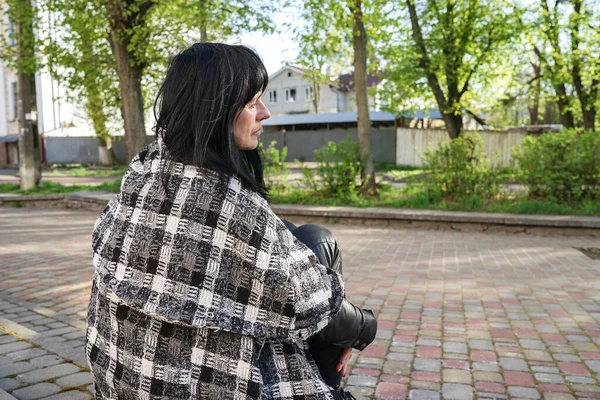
1, 192, 599, 235
271, 204, 600, 229
0, 317, 87, 367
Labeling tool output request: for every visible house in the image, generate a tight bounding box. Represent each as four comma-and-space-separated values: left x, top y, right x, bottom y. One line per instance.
333, 72, 385, 113
0, 0, 96, 167
264, 65, 385, 116
264, 65, 339, 115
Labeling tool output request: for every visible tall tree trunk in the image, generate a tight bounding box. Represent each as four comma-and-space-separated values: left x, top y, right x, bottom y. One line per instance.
108, 35, 146, 162
313, 81, 320, 114
351, 0, 375, 192
106, 0, 152, 162
583, 109, 596, 131
441, 113, 462, 139
554, 85, 575, 129
16, 0, 39, 189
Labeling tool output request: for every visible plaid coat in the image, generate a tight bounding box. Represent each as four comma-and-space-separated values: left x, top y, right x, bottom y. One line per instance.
86, 139, 345, 400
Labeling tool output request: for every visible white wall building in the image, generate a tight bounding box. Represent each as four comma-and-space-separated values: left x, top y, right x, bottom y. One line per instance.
264, 65, 385, 116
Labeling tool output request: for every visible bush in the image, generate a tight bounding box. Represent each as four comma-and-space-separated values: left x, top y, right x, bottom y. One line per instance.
514, 129, 600, 202
417, 131, 499, 200
261, 141, 290, 189
300, 136, 362, 196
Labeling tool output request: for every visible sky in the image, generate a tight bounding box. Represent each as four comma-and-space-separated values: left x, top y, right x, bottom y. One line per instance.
237, 11, 301, 76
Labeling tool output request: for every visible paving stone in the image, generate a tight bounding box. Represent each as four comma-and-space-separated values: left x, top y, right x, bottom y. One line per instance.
0, 336, 18, 345
408, 389, 440, 400
12, 382, 61, 400
414, 358, 441, 372
520, 339, 546, 350
553, 354, 581, 362
410, 381, 440, 391
387, 352, 413, 362
524, 350, 553, 362
18, 364, 82, 384
531, 366, 560, 374
476, 391, 507, 399
444, 342, 468, 354
584, 360, 600, 373
499, 357, 529, 371
542, 394, 575, 400
375, 382, 407, 400
534, 374, 564, 384
383, 360, 411, 375
507, 386, 541, 399
6, 348, 48, 362
39, 390, 92, 400
472, 362, 500, 372
61, 331, 86, 341
30, 355, 64, 368
0, 361, 36, 378
468, 340, 494, 351
442, 369, 471, 384
346, 375, 377, 387
565, 376, 596, 384
0, 377, 23, 391
473, 371, 503, 383
343, 385, 375, 397
442, 383, 473, 400
0, 341, 32, 355
416, 339, 440, 347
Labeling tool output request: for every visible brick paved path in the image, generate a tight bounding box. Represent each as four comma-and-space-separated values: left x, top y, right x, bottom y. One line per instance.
0, 207, 599, 399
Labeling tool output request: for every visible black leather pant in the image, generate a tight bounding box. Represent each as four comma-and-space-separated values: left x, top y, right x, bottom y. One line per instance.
283, 221, 377, 390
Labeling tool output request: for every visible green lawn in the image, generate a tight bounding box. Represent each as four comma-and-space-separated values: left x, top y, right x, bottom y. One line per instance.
269, 185, 600, 217
2, 167, 599, 217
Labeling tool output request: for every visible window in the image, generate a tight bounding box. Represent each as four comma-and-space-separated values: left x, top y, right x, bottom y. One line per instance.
267, 90, 277, 103
305, 86, 314, 101
10, 82, 17, 121
285, 88, 296, 102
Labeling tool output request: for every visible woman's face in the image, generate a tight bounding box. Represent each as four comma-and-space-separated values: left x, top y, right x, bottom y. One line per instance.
233, 92, 271, 151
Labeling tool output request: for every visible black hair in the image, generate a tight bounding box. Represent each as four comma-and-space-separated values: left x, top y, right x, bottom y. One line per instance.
153, 42, 269, 197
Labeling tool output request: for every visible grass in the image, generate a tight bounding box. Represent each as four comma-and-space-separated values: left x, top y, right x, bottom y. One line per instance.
269, 185, 600, 217
44, 165, 127, 177
0, 179, 121, 195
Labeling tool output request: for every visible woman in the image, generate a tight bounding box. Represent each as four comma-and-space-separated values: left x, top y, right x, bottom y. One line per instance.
86, 42, 377, 400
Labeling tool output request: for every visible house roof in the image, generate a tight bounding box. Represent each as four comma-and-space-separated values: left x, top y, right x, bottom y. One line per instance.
263, 111, 396, 126
0, 135, 18, 143
262, 110, 444, 126
269, 65, 305, 80
337, 72, 383, 92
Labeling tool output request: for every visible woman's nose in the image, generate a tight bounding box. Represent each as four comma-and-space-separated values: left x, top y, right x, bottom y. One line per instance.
258, 100, 271, 121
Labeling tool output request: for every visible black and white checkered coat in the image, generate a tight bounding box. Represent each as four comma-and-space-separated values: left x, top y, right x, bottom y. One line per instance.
86, 139, 345, 399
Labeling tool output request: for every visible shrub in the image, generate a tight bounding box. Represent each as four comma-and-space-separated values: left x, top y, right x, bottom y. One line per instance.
300, 136, 362, 196
514, 129, 600, 202
261, 141, 290, 189
417, 131, 499, 200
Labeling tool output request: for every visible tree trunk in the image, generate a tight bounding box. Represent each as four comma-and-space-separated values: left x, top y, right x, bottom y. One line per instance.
583, 109, 596, 131
16, 0, 39, 189
98, 137, 115, 166
313, 81, 320, 114
442, 113, 462, 139
351, 0, 376, 192
109, 36, 147, 162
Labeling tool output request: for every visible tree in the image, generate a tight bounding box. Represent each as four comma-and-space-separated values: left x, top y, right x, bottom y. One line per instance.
104, 0, 278, 162
533, 0, 599, 131
295, 3, 351, 113
3, 0, 41, 189
44, 0, 121, 165
351, 0, 376, 191
386, 0, 519, 139
296, 0, 382, 191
